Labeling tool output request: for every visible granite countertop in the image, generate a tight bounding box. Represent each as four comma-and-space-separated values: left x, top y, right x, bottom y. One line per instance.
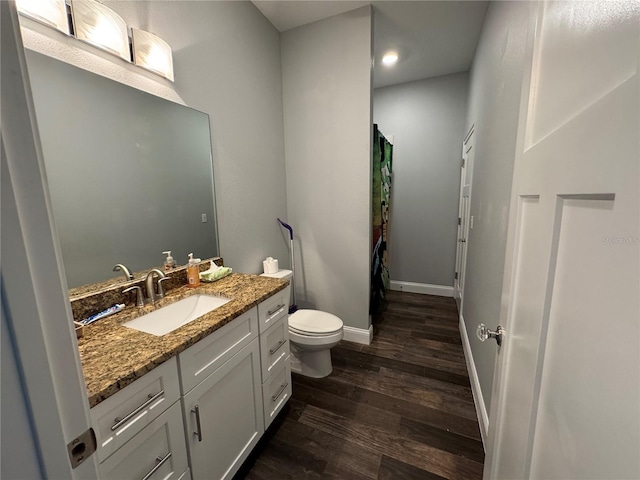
78, 273, 288, 408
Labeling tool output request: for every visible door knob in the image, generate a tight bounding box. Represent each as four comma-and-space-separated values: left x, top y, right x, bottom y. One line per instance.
477, 323, 505, 346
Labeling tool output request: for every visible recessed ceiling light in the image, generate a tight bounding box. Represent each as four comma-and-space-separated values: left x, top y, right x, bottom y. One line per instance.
382, 52, 398, 66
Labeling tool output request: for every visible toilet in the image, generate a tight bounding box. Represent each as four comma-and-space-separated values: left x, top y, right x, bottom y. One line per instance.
261, 269, 343, 378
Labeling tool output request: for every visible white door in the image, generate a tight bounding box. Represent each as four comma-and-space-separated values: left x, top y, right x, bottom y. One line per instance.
454, 126, 474, 310
2, 1, 101, 478
486, 2, 639, 479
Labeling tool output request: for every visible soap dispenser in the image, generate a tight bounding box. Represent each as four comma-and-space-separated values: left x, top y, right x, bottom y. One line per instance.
186, 253, 201, 288
163, 250, 176, 271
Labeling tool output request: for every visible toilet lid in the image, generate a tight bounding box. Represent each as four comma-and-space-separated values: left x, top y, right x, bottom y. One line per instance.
289, 310, 343, 335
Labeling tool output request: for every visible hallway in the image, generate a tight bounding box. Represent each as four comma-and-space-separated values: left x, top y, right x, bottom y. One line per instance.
235, 291, 484, 479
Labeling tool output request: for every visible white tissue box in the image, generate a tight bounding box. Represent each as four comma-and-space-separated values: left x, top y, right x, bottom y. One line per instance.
263, 258, 279, 274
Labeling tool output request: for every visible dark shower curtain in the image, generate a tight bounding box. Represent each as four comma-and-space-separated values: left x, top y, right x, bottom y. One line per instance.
371, 124, 393, 313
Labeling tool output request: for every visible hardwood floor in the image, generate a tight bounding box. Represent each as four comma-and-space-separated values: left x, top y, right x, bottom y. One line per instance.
234, 291, 484, 480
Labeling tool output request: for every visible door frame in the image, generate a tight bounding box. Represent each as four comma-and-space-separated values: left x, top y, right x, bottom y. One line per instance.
454, 124, 474, 312
482, 1, 640, 476
1, 1, 100, 477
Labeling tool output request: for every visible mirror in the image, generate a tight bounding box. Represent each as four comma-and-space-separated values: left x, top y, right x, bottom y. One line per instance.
25, 51, 219, 289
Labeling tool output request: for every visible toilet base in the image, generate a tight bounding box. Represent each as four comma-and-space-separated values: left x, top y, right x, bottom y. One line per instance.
290, 345, 333, 378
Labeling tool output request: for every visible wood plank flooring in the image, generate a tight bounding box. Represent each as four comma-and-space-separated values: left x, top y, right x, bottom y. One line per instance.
234, 291, 484, 480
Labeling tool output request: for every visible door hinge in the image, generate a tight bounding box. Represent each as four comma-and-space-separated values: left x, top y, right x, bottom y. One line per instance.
455, 272, 458, 280
67, 428, 96, 469
461, 157, 465, 168
458, 217, 461, 225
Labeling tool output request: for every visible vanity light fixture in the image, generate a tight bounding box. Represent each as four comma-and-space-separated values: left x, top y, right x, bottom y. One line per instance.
131, 28, 174, 82
15, 0, 70, 35
382, 52, 399, 67
70, 0, 130, 62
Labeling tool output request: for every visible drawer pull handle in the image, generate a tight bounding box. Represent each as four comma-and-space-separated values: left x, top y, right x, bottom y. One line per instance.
271, 382, 289, 402
192, 405, 203, 442
269, 339, 287, 355
111, 390, 164, 431
141, 452, 172, 480
267, 304, 285, 316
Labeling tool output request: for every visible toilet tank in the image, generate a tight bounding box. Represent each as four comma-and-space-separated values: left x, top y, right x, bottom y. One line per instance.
260, 269, 293, 281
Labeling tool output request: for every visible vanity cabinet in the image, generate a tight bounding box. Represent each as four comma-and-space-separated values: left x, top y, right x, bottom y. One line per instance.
178, 286, 291, 479
257, 285, 292, 429
90, 285, 292, 480
182, 338, 264, 480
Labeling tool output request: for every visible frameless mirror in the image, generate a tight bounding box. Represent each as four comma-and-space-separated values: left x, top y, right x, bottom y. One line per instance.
25, 51, 219, 289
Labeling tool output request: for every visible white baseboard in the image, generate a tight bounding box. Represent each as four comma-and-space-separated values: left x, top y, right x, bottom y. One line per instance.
343, 325, 373, 345
459, 314, 489, 449
390, 280, 454, 297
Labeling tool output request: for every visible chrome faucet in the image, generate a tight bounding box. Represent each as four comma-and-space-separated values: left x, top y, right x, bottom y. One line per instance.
144, 269, 168, 303
113, 263, 134, 281
123, 285, 145, 307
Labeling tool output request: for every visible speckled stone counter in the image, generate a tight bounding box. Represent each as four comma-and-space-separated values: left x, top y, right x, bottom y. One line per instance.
70, 257, 223, 323
77, 273, 287, 408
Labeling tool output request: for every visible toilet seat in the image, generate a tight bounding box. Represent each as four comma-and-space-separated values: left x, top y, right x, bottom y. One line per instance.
289, 310, 343, 336
289, 326, 342, 337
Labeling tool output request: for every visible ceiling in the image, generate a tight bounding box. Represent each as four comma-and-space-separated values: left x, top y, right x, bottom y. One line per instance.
252, 1, 489, 88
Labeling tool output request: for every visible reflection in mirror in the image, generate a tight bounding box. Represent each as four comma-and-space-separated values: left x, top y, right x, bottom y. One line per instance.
25, 51, 219, 289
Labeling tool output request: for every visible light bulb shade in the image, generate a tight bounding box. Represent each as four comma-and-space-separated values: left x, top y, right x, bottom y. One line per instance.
16, 0, 70, 34
71, 0, 130, 62
382, 52, 399, 66
131, 28, 174, 81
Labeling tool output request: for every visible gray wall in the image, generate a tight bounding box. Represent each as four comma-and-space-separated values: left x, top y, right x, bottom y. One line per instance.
281, 7, 373, 330
374, 73, 469, 287
462, 1, 530, 411
24, 1, 289, 275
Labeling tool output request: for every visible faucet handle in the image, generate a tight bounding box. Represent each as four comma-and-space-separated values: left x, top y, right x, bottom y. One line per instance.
157, 277, 170, 299
123, 286, 144, 307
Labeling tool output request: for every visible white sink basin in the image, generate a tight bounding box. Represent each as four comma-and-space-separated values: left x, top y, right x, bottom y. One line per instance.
123, 294, 231, 336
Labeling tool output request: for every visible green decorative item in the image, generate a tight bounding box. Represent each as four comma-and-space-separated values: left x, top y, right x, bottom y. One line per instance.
371, 124, 393, 313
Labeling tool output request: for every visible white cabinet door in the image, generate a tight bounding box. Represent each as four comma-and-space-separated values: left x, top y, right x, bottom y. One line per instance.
98, 401, 188, 480
183, 338, 264, 480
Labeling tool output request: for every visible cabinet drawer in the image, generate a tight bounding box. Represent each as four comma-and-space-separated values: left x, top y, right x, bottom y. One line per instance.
91, 357, 180, 463
257, 285, 290, 333
98, 401, 188, 480
262, 359, 292, 430
259, 316, 290, 381
178, 307, 258, 394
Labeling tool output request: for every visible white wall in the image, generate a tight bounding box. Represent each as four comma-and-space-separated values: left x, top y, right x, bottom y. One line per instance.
281, 7, 373, 330
21, 1, 289, 274
462, 1, 530, 412
374, 73, 469, 288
